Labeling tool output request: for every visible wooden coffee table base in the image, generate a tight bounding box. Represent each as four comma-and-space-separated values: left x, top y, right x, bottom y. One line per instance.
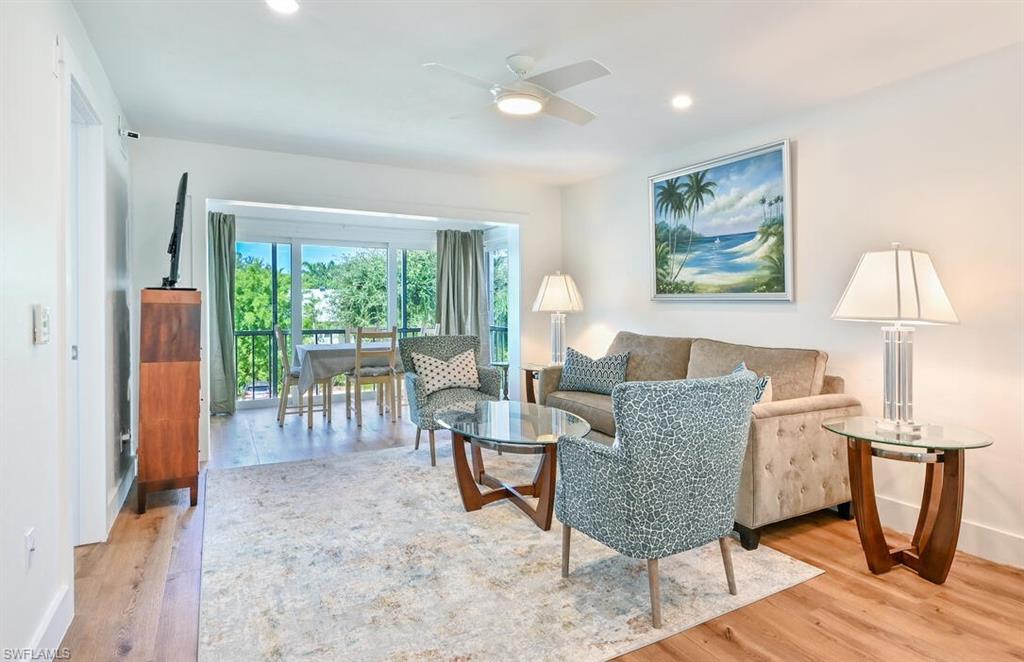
451, 431, 557, 530
846, 437, 964, 584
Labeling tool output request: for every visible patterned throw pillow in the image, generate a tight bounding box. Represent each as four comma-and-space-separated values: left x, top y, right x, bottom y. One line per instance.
558, 347, 629, 395
412, 350, 480, 395
732, 362, 773, 403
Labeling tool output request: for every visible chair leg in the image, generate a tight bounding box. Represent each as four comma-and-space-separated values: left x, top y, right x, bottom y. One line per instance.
388, 380, 396, 422
322, 382, 327, 418
377, 383, 384, 415
428, 429, 436, 466
396, 375, 403, 418
414, 427, 421, 450
345, 378, 352, 419
561, 524, 571, 578
647, 559, 662, 628
836, 500, 854, 521
277, 380, 288, 426
326, 380, 332, 422
307, 387, 313, 429
355, 379, 363, 427
719, 537, 737, 595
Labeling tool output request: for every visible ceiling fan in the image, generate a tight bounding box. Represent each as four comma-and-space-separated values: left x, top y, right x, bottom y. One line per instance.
422, 54, 610, 126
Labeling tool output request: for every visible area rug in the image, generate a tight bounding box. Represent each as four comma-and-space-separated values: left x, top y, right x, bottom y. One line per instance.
199, 445, 822, 661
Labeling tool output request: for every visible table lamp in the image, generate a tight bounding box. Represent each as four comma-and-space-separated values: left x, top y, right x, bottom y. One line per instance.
532, 271, 583, 365
832, 243, 958, 430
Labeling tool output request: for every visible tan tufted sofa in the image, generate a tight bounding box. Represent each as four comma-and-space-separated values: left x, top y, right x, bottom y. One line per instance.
537, 331, 862, 549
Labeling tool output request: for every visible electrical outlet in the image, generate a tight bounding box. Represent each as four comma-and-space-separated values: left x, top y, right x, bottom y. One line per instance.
25, 528, 36, 568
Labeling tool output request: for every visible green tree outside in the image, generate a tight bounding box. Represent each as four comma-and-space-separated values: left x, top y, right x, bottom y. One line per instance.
233, 244, 441, 399
489, 249, 509, 362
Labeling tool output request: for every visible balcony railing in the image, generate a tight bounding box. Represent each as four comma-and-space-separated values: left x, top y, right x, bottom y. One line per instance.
236, 325, 510, 401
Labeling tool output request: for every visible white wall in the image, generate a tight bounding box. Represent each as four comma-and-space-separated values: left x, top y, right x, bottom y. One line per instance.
0, 0, 131, 652
130, 137, 562, 457
561, 46, 1023, 567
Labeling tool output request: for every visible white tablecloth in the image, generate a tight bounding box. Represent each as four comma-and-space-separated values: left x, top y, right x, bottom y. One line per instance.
293, 342, 404, 394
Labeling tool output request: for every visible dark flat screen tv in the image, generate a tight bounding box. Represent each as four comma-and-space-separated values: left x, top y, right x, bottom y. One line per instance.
161, 172, 188, 288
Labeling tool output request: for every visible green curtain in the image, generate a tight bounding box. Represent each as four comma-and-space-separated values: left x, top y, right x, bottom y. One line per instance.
436, 229, 490, 362
208, 212, 236, 414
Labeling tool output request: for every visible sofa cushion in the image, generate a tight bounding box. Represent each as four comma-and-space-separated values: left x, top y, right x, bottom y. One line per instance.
606, 331, 693, 382
558, 347, 629, 395
545, 390, 615, 436
687, 338, 827, 401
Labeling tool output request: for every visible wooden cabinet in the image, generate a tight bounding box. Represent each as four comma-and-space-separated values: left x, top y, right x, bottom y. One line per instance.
137, 288, 201, 513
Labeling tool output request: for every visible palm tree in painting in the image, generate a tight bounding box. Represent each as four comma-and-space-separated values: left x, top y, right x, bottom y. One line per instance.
672, 170, 718, 279
655, 177, 689, 254
760, 250, 786, 292
759, 196, 768, 223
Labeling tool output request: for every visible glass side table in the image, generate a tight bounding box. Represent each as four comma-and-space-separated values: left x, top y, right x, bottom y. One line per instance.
521, 362, 552, 404
823, 416, 992, 584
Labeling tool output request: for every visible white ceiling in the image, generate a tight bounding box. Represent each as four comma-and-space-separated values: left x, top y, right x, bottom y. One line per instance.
74, 1, 1022, 185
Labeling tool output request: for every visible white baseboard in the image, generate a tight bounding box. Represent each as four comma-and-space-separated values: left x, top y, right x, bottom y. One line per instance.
106, 460, 135, 535
876, 495, 1024, 568
28, 584, 73, 654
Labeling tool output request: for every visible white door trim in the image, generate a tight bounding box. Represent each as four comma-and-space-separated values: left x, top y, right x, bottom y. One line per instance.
61, 46, 108, 547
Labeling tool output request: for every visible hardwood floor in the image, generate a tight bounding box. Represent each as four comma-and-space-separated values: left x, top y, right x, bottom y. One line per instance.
61, 405, 1024, 661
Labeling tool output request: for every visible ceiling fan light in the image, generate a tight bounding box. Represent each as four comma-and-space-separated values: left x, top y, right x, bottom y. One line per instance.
497, 93, 544, 116
266, 0, 299, 14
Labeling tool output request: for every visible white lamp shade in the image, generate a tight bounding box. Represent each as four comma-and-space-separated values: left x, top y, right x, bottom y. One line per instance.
832, 245, 958, 325
532, 272, 583, 313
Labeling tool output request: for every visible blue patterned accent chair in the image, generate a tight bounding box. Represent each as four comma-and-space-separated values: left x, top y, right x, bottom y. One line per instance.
556, 371, 757, 628
399, 335, 502, 466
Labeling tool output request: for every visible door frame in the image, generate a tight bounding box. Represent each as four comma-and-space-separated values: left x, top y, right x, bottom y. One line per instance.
61, 46, 108, 546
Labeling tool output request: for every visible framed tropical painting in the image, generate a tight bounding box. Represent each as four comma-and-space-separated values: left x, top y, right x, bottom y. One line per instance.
648, 140, 793, 301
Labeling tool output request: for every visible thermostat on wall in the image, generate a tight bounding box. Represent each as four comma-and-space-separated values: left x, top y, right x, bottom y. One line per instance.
32, 305, 51, 345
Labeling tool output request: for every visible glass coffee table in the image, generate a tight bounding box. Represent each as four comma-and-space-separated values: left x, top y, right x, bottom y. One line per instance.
437, 401, 591, 530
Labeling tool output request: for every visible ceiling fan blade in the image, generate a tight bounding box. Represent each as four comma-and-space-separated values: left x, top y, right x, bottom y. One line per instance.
422, 62, 499, 91
542, 95, 596, 126
525, 59, 610, 93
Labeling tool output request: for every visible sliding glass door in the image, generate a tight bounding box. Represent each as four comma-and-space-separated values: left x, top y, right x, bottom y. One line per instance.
299, 244, 388, 344
234, 233, 518, 405
487, 246, 509, 363
395, 248, 436, 337
234, 239, 441, 404
234, 241, 291, 400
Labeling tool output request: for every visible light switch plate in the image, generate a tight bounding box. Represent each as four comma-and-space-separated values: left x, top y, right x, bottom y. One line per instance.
32, 305, 51, 345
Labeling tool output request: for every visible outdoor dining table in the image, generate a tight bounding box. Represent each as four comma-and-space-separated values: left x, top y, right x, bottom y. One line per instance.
292, 342, 405, 395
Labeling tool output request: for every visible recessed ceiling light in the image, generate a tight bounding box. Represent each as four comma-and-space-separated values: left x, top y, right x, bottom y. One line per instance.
672, 94, 694, 110
266, 0, 299, 15
496, 92, 544, 116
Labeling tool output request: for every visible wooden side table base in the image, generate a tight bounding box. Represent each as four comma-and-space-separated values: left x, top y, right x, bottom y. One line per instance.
451, 431, 557, 530
847, 438, 964, 584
